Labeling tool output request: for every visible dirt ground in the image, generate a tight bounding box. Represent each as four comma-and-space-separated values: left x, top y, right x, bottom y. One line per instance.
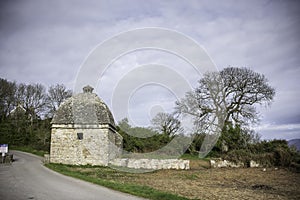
132, 167, 300, 200
71, 161, 300, 200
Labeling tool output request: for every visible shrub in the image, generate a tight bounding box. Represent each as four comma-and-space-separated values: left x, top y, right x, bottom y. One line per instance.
222, 149, 252, 165
221, 140, 299, 168
252, 152, 275, 167
273, 147, 293, 167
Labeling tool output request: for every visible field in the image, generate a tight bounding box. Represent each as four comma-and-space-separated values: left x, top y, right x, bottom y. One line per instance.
47, 160, 300, 200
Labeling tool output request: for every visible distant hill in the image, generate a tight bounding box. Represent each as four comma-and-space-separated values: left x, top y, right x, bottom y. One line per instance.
288, 139, 300, 151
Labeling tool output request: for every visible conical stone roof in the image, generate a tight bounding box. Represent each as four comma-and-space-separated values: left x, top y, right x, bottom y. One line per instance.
51, 86, 115, 126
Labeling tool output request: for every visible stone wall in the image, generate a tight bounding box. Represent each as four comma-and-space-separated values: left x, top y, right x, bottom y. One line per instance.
50, 123, 190, 170
110, 158, 190, 170
210, 159, 244, 168
210, 159, 261, 168
50, 124, 122, 166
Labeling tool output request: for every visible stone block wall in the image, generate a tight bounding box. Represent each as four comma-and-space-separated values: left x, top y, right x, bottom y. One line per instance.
50, 124, 122, 166
210, 159, 261, 168
108, 130, 123, 161
210, 159, 244, 168
110, 158, 190, 170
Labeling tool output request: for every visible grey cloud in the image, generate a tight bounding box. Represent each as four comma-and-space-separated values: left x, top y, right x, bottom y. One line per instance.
0, 0, 299, 139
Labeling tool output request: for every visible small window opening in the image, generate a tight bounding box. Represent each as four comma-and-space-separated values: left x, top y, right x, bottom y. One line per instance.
77, 133, 83, 140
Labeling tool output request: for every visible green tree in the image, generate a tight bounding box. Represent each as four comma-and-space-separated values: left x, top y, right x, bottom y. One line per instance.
216, 123, 260, 152
186, 133, 206, 154
0, 78, 72, 151
117, 118, 174, 153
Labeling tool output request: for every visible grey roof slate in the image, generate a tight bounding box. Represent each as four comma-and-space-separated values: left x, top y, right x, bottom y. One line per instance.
51, 86, 115, 126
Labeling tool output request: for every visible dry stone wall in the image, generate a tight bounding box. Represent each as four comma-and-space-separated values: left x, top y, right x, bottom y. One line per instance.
110, 158, 190, 170
210, 159, 244, 168
50, 124, 122, 166
210, 159, 261, 168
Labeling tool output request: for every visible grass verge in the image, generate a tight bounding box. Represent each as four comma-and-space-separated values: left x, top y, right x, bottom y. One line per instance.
10, 146, 48, 157
45, 163, 191, 200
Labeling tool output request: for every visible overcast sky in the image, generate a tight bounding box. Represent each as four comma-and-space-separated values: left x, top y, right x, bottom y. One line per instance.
0, 0, 299, 140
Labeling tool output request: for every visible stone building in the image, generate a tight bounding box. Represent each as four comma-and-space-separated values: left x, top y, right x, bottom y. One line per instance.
50, 85, 122, 166
50, 85, 190, 170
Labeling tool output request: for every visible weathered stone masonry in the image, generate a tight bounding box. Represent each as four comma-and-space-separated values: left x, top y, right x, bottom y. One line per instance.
50, 86, 122, 166
110, 158, 190, 170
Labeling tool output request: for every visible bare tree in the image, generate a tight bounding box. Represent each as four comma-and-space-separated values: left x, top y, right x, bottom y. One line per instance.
220, 67, 275, 124
15, 83, 26, 105
176, 67, 275, 131
23, 83, 47, 119
151, 112, 183, 137
0, 78, 17, 120
45, 84, 72, 117
176, 71, 227, 135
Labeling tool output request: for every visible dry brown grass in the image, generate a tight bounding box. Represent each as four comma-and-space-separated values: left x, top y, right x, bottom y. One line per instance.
132, 167, 300, 199
65, 162, 300, 200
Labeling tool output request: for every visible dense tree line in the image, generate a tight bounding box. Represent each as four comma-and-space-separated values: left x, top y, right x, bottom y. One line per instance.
1, 67, 298, 168
117, 118, 173, 153
0, 78, 72, 150
0, 67, 278, 154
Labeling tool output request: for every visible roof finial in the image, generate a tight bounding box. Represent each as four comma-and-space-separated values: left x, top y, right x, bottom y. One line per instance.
83, 85, 94, 93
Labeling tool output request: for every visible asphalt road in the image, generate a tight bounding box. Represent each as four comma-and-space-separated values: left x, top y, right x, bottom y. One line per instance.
0, 151, 145, 200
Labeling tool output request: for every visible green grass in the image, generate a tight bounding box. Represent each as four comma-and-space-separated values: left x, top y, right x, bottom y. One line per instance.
10, 146, 48, 157
45, 163, 191, 200
180, 153, 210, 161
121, 153, 211, 160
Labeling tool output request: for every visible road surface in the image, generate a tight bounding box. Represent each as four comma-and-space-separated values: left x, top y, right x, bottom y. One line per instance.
0, 151, 145, 200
